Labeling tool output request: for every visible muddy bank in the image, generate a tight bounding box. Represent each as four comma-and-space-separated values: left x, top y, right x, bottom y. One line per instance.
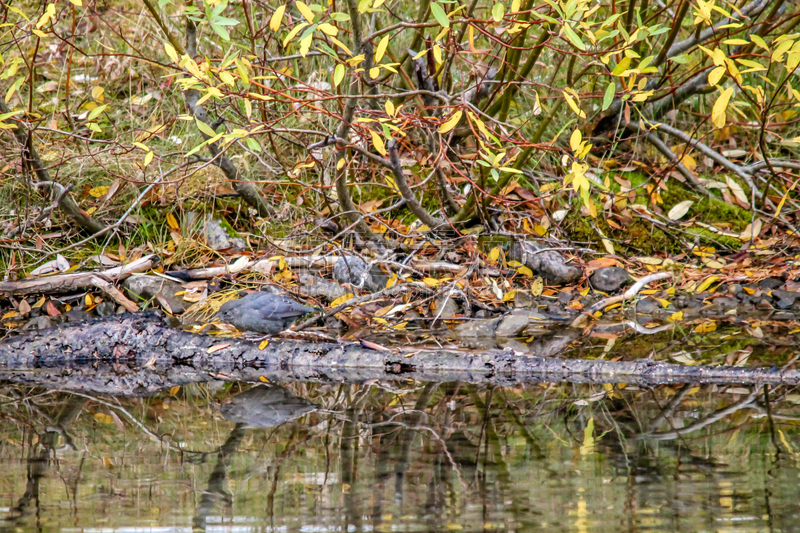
2, 314, 800, 392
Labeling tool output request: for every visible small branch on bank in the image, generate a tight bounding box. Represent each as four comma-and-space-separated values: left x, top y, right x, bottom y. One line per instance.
89, 276, 139, 312
0, 254, 159, 296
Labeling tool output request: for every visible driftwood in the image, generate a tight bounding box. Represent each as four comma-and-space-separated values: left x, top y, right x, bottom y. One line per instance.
3, 314, 800, 392
0, 254, 160, 296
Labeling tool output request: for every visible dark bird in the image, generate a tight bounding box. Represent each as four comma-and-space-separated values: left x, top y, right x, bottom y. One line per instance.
214, 292, 316, 335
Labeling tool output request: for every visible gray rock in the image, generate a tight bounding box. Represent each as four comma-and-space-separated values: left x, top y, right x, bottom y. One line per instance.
777, 298, 794, 310
495, 312, 530, 337
756, 298, 774, 310
759, 277, 784, 290
772, 290, 799, 305
432, 295, 460, 319
636, 297, 661, 315
298, 273, 348, 302
453, 318, 501, 338
513, 291, 534, 308
728, 284, 743, 297
123, 275, 188, 313
22, 316, 54, 330
95, 301, 117, 317
590, 267, 630, 293
188, 213, 245, 251
65, 309, 92, 323
709, 296, 738, 311
509, 240, 582, 285
558, 290, 573, 304
333, 255, 380, 292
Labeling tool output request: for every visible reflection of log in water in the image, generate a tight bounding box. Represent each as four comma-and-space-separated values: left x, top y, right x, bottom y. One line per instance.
2, 314, 800, 389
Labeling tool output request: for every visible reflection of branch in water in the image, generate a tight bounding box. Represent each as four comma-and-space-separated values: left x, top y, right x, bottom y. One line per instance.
639, 388, 760, 441
646, 383, 696, 433
192, 425, 246, 532
0, 397, 85, 532
65, 391, 210, 460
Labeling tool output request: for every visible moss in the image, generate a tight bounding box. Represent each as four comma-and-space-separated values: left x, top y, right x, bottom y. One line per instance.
563, 207, 673, 255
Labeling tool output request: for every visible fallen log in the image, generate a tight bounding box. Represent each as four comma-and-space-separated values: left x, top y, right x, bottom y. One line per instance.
2, 314, 800, 389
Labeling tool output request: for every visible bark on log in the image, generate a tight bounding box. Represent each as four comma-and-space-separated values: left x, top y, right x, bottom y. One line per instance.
3, 314, 800, 392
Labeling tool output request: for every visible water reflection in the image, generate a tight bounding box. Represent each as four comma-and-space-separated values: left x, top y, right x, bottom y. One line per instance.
0, 379, 798, 532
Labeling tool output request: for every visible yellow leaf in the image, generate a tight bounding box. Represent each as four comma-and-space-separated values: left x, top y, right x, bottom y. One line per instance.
602, 238, 615, 255
2, 310, 18, 319
439, 110, 463, 134
531, 276, 543, 296
166, 213, 180, 230
68, 0, 82, 6
385, 99, 395, 117
259, 376, 269, 382
270, 4, 286, 30
317, 22, 338, 36
375, 35, 389, 63
570, 129, 582, 151
487, 246, 501, 263
694, 321, 717, 333
668, 311, 684, 322
503, 290, 518, 302
563, 90, 586, 118
369, 130, 386, 155
259, 339, 269, 350
695, 276, 719, 293
93, 413, 114, 424
330, 293, 355, 308
164, 42, 179, 63
295, 1, 315, 22
143, 150, 154, 167
169, 386, 180, 396
422, 277, 441, 287
708, 65, 726, 86
712, 86, 734, 129
517, 265, 533, 277
89, 186, 109, 197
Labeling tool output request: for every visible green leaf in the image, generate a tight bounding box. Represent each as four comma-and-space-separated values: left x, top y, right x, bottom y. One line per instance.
86, 104, 108, 121
602, 82, 615, 111
333, 63, 345, 87
211, 24, 230, 40
492, 2, 505, 22
246, 137, 261, 152
430, 2, 450, 28
196, 118, 218, 138
562, 24, 586, 51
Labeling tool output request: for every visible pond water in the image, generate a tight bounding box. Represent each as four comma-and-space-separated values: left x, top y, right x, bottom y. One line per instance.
0, 374, 798, 532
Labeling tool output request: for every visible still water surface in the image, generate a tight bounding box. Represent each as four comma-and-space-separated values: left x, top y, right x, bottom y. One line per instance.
0, 377, 798, 532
